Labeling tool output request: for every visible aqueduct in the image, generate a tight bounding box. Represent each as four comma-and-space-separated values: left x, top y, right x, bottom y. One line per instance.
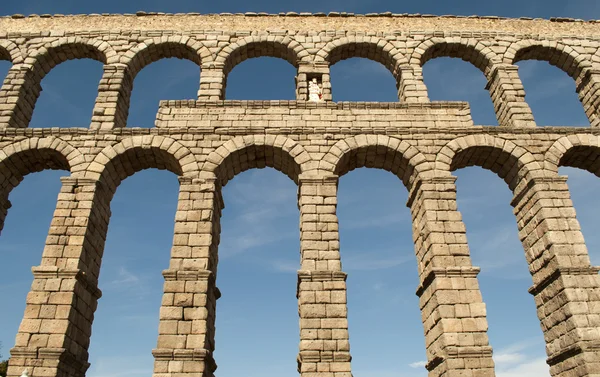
0, 11, 600, 377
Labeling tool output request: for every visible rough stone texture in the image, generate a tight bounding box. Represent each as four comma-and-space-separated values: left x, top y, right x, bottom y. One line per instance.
1, 11, 600, 377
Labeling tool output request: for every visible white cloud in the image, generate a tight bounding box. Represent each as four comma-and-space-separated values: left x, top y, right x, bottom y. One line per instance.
409, 360, 427, 369
494, 339, 550, 377
106, 266, 141, 287
496, 357, 549, 377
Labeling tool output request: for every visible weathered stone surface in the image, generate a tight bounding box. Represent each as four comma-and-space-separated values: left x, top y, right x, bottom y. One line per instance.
2, 11, 600, 377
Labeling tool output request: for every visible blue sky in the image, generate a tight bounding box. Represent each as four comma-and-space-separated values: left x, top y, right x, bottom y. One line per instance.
0, 1, 599, 377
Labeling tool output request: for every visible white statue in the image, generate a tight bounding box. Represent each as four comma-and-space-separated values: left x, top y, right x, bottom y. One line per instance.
21, 370, 29, 377
308, 78, 323, 102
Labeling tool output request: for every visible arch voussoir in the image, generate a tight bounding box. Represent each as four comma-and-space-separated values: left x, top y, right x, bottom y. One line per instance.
203, 135, 307, 186
545, 134, 600, 176
435, 135, 541, 190
320, 135, 430, 189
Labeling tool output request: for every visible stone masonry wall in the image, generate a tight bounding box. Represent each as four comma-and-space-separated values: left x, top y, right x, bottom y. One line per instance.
2, 12, 600, 377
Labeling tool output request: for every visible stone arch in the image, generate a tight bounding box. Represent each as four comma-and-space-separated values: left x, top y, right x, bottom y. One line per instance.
26, 37, 115, 77
0, 40, 23, 64
203, 135, 310, 187
436, 135, 542, 191
216, 35, 308, 77
316, 36, 409, 82
506, 40, 592, 80
411, 37, 501, 76
86, 136, 200, 195
3, 38, 114, 128
319, 135, 432, 190
0, 137, 84, 232
123, 37, 209, 80
0, 136, 85, 192
545, 134, 600, 177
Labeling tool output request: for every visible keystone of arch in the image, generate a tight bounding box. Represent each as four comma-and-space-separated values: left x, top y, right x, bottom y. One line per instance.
319, 135, 433, 189
410, 37, 501, 77
214, 35, 311, 74
85, 136, 200, 182
0, 40, 23, 64
202, 135, 311, 184
544, 134, 600, 173
122, 36, 211, 74
436, 134, 543, 190
504, 39, 592, 79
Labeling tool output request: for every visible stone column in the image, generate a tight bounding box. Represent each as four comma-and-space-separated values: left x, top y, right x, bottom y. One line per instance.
7, 177, 109, 377
511, 176, 600, 377
90, 64, 132, 130
152, 176, 222, 377
198, 64, 226, 101
398, 65, 429, 103
486, 64, 536, 127
0, 192, 12, 233
297, 174, 351, 377
407, 176, 495, 377
0, 64, 38, 128
576, 68, 600, 128
297, 62, 331, 101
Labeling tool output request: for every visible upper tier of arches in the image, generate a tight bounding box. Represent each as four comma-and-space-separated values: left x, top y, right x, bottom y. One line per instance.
0, 32, 599, 128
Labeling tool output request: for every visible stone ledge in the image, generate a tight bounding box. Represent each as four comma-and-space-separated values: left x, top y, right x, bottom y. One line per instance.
528, 266, 600, 296
297, 270, 347, 282
152, 348, 217, 372
547, 340, 600, 366
297, 350, 352, 363
406, 175, 457, 208
0, 12, 596, 23
31, 266, 102, 299
426, 346, 493, 371
510, 176, 569, 208
159, 100, 471, 110
10, 347, 90, 373
416, 266, 481, 297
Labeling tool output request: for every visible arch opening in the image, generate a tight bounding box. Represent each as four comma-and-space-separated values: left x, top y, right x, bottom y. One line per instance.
0, 59, 10, 89
329, 58, 398, 102
21, 42, 108, 129
0, 169, 65, 364
86, 168, 179, 377
225, 57, 296, 100
215, 167, 299, 377
423, 57, 497, 125
207, 138, 304, 188
515, 60, 588, 126
128, 58, 200, 128
220, 40, 300, 100
337, 168, 424, 376
558, 165, 600, 266
29, 58, 104, 128
453, 166, 550, 375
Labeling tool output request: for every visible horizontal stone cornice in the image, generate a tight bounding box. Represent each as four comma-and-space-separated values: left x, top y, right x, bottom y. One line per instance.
510, 175, 569, 209
547, 340, 600, 366
31, 266, 102, 299
297, 270, 347, 282
152, 348, 217, 372
297, 350, 351, 363
406, 175, 457, 208
528, 265, 600, 296
10, 347, 90, 373
426, 346, 493, 371
416, 266, 481, 297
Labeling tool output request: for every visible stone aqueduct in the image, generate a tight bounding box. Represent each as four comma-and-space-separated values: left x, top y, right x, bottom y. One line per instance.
1, 11, 600, 377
